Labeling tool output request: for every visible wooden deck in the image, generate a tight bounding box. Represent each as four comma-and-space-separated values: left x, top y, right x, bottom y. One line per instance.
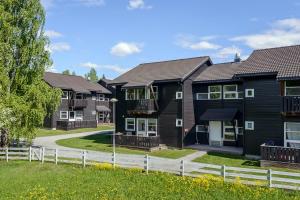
115, 134, 160, 150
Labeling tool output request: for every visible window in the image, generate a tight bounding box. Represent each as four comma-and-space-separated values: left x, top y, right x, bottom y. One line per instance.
285, 122, 300, 148
62, 91, 69, 99
176, 119, 183, 127
76, 111, 83, 121
223, 85, 238, 99
97, 94, 105, 101
147, 119, 157, 136
76, 93, 83, 99
126, 118, 135, 131
176, 92, 183, 99
60, 111, 68, 119
209, 85, 221, 99
223, 121, 235, 141
285, 81, 300, 96
92, 96, 96, 100
196, 125, 208, 132
245, 121, 254, 130
125, 89, 135, 100
245, 89, 254, 98
98, 112, 105, 122
196, 93, 209, 100
136, 88, 146, 100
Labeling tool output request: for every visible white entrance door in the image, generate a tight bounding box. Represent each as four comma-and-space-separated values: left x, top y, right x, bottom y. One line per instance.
137, 118, 147, 136
69, 111, 75, 121
209, 121, 222, 146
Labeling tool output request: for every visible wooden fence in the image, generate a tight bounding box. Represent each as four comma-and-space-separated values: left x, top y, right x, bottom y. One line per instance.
1, 147, 300, 191
115, 135, 160, 149
261, 144, 300, 163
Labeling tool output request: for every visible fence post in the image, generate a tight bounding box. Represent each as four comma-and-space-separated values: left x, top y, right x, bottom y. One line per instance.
221, 165, 226, 181
39, 147, 42, 161
112, 152, 116, 169
180, 160, 185, 176
5, 147, 8, 162
29, 146, 32, 162
82, 150, 86, 167
144, 154, 149, 174
268, 169, 272, 188
55, 149, 58, 165
42, 147, 45, 164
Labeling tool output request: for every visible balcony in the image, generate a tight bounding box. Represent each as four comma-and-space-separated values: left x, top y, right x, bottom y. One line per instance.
115, 134, 160, 150
126, 99, 157, 114
56, 120, 97, 131
69, 99, 88, 108
282, 96, 300, 115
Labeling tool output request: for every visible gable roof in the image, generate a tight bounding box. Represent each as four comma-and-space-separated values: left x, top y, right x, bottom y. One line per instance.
194, 62, 243, 83
110, 56, 211, 87
44, 72, 111, 94
235, 45, 300, 79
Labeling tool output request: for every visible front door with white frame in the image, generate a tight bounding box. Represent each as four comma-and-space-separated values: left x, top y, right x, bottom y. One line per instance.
209, 121, 223, 146
137, 118, 147, 136
69, 111, 75, 121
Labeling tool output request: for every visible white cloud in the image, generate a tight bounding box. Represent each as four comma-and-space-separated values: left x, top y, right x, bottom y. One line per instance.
232, 18, 300, 49
215, 46, 242, 59
175, 34, 221, 50
80, 62, 130, 74
110, 42, 142, 57
127, 0, 152, 10
47, 42, 71, 53
44, 30, 63, 38
76, 0, 105, 7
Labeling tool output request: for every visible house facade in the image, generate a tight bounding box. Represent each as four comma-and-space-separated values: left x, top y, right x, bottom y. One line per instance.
44, 72, 112, 130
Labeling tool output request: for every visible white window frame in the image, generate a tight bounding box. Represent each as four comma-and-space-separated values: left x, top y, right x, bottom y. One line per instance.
223, 85, 238, 100
125, 118, 135, 131
136, 88, 147, 100
223, 121, 236, 141
61, 91, 69, 99
60, 111, 68, 119
75, 111, 83, 121
245, 89, 255, 98
208, 85, 222, 100
98, 111, 105, 121
285, 81, 300, 96
176, 119, 183, 127
125, 89, 135, 100
96, 94, 105, 101
176, 92, 183, 100
196, 125, 208, 132
284, 122, 300, 147
245, 121, 254, 130
147, 119, 158, 136
196, 93, 209, 100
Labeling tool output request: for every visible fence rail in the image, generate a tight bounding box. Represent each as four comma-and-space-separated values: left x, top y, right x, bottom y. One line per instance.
261, 144, 300, 163
1, 147, 300, 191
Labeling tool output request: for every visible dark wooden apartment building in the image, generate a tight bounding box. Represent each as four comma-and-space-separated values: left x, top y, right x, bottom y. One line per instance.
44, 72, 112, 130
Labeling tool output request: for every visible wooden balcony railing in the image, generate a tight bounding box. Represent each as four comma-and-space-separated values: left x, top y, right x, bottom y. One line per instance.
56, 120, 97, 130
126, 99, 157, 114
115, 134, 160, 149
261, 144, 300, 163
69, 99, 88, 108
282, 96, 300, 113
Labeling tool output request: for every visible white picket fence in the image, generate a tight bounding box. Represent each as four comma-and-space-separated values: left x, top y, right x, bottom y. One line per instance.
1, 147, 300, 191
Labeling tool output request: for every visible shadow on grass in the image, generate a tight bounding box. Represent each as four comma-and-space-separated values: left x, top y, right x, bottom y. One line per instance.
79, 134, 112, 145
206, 152, 260, 167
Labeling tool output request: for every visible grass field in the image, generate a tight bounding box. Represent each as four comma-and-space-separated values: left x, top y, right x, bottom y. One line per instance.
36, 125, 113, 137
0, 161, 299, 200
56, 134, 196, 159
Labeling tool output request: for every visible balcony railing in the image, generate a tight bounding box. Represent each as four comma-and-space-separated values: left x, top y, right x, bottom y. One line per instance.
115, 134, 160, 149
56, 120, 97, 130
126, 99, 157, 114
69, 99, 88, 108
282, 96, 300, 113
261, 144, 300, 163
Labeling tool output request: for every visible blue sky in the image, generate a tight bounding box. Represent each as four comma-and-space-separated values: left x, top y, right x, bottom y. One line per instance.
42, 0, 300, 79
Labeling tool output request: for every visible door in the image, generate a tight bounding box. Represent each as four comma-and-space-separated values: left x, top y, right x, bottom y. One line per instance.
69, 111, 75, 121
137, 118, 147, 136
209, 121, 222, 146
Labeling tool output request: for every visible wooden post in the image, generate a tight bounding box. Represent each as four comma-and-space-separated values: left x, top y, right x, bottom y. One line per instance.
39, 147, 42, 162
144, 154, 149, 174
42, 147, 45, 164
180, 160, 185, 176
55, 149, 58, 165
112, 152, 116, 169
5, 147, 8, 162
29, 146, 32, 162
268, 169, 272, 188
221, 165, 226, 181
82, 151, 86, 167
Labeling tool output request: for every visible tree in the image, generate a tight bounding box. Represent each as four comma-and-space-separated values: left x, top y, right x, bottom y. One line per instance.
62, 69, 71, 75
0, 0, 61, 147
72, 71, 76, 75
85, 68, 98, 82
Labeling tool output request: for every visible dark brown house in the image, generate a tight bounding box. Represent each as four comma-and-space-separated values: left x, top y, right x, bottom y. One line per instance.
110, 56, 212, 149
44, 72, 112, 130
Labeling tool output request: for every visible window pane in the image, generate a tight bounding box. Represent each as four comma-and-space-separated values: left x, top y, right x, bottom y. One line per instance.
126, 89, 135, 100
286, 88, 300, 96
224, 85, 237, 92
62, 91, 68, 99
224, 93, 237, 99
196, 125, 208, 132
286, 122, 300, 132
286, 80, 300, 87
224, 135, 235, 141
209, 86, 221, 92
197, 93, 208, 100
148, 119, 157, 132
137, 88, 146, 99
210, 93, 221, 99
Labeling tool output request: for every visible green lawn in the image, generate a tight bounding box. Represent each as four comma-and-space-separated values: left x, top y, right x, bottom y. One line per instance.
193, 152, 300, 172
36, 125, 113, 137
56, 134, 196, 159
0, 161, 298, 200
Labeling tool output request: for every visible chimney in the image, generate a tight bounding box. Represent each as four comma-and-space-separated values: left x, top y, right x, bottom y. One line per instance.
234, 52, 241, 62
